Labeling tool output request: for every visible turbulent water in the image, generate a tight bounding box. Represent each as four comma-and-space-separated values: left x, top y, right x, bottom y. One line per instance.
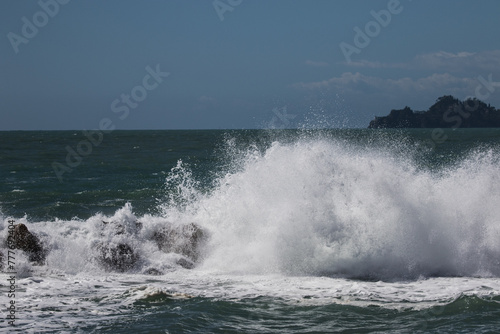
1, 129, 500, 333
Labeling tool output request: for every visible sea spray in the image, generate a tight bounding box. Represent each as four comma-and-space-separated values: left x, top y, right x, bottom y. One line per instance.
180, 136, 500, 279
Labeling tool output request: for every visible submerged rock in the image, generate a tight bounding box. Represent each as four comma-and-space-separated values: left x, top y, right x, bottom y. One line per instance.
101, 220, 142, 235
144, 267, 163, 276
152, 223, 206, 263
94, 220, 205, 271
176, 257, 195, 269
8, 224, 47, 264
96, 242, 138, 272
94, 220, 143, 271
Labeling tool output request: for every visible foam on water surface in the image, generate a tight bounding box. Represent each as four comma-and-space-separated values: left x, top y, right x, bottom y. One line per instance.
2, 271, 500, 332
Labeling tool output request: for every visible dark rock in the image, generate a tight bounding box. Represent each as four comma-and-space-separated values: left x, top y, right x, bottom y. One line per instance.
95, 220, 143, 272
96, 243, 138, 272
8, 224, 46, 264
152, 223, 206, 263
176, 257, 195, 269
101, 220, 142, 235
0, 250, 3, 271
144, 268, 163, 275
102, 220, 125, 235
368, 95, 500, 129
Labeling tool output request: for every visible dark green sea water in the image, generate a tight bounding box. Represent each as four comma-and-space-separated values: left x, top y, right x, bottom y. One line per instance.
1, 129, 500, 333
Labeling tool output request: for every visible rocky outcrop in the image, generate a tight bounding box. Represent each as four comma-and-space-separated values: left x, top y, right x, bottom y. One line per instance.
152, 223, 205, 263
94, 220, 206, 272
96, 242, 139, 272
176, 257, 195, 269
7, 224, 47, 264
101, 220, 143, 235
368, 96, 500, 128
144, 267, 163, 275
94, 220, 142, 272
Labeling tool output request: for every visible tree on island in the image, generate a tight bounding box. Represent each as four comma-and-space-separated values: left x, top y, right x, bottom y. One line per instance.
368, 95, 500, 128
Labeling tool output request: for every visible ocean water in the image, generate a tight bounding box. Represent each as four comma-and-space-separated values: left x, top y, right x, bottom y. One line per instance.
1, 129, 500, 333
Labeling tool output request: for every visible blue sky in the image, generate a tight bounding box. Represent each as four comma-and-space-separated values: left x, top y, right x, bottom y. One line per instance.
1, 0, 500, 130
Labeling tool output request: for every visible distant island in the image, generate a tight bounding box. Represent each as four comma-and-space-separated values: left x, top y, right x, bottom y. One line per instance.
368, 95, 500, 128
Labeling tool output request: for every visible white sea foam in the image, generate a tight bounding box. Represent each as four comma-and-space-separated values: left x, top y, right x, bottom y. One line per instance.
2, 271, 500, 332
183, 139, 500, 279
